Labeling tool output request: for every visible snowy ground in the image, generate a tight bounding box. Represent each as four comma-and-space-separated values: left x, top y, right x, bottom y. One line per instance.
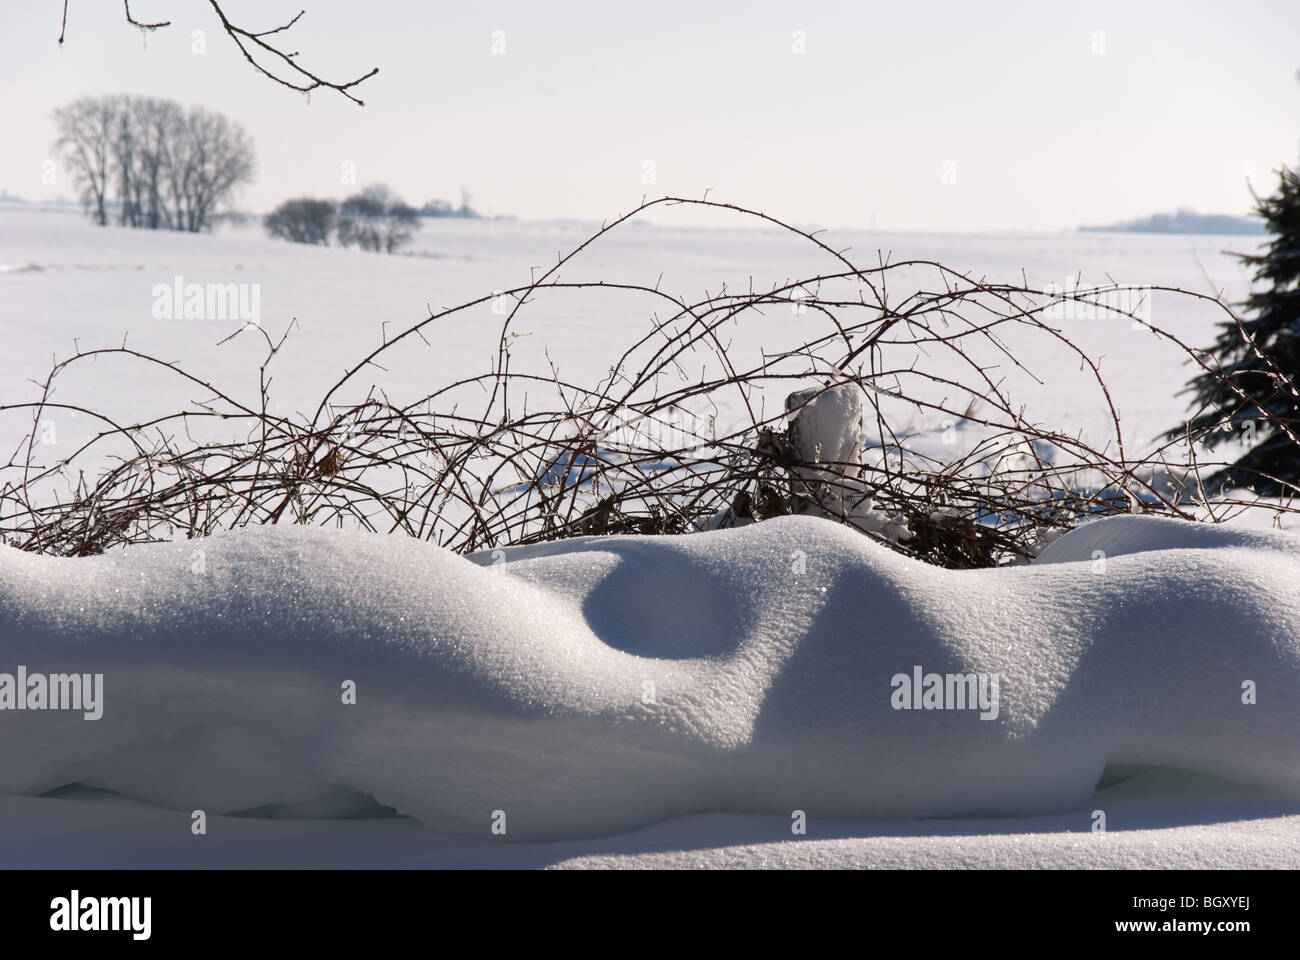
2, 210, 1296, 868
5, 770, 1300, 869
1, 513, 1298, 868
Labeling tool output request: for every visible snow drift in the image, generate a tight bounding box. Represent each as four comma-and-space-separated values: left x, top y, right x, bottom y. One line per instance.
0, 514, 1298, 841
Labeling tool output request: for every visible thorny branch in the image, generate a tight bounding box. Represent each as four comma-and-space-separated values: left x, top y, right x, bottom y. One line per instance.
1, 197, 1295, 563
58, 1, 378, 105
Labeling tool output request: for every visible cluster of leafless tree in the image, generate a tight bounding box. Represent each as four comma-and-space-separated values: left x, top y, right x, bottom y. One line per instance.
52, 95, 254, 232
265, 184, 421, 253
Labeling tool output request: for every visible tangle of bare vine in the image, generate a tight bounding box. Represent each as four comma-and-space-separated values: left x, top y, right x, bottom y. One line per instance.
2, 197, 1295, 566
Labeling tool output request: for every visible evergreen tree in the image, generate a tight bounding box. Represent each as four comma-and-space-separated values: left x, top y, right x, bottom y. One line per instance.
1166, 165, 1300, 496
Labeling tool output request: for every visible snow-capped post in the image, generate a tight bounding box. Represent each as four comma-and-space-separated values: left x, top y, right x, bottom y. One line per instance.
785, 381, 864, 509
784, 382, 914, 544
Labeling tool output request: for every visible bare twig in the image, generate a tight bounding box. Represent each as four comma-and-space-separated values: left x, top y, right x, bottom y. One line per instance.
58, 2, 377, 105
2, 197, 1295, 562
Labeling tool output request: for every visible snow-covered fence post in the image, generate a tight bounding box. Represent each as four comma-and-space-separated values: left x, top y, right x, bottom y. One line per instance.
784, 382, 913, 544
785, 382, 864, 510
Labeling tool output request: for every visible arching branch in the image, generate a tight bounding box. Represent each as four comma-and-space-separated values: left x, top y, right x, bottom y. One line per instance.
201, 1, 379, 106
123, 1, 170, 31
57, 1, 378, 106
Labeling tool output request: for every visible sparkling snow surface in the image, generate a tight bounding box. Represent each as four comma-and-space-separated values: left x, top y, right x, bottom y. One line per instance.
1, 514, 1298, 867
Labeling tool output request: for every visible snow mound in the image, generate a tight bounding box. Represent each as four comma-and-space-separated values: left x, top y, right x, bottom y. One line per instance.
1, 514, 1298, 841
1035, 513, 1300, 564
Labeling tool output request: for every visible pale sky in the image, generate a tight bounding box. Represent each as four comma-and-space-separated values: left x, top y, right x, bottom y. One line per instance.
2, 0, 1298, 231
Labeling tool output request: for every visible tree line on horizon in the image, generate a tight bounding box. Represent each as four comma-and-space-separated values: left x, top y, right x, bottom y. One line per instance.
1080, 208, 1267, 235
263, 186, 493, 253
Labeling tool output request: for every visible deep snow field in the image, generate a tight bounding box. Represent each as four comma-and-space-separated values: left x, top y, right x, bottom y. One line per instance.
2, 513, 1299, 868
2, 208, 1298, 868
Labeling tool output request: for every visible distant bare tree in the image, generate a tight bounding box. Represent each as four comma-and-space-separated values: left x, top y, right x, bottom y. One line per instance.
53, 95, 254, 232
108, 95, 135, 227
265, 198, 337, 245
109, 95, 184, 230
336, 192, 386, 251
384, 202, 420, 253
175, 106, 256, 231
336, 184, 421, 253
53, 97, 115, 225
135, 98, 182, 229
